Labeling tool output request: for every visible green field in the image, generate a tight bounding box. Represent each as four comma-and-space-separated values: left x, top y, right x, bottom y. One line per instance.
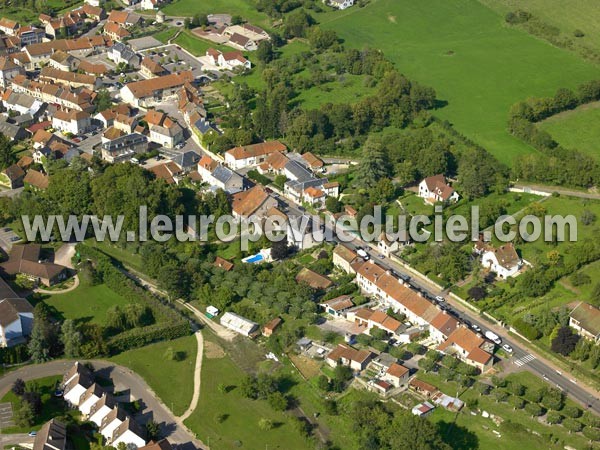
162, 0, 271, 29
110, 335, 197, 416
538, 103, 600, 161
317, 0, 598, 166
479, 0, 600, 52
184, 333, 310, 450
39, 284, 130, 325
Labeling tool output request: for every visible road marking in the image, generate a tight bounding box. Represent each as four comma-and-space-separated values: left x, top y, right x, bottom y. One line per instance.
514, 354, 536, 367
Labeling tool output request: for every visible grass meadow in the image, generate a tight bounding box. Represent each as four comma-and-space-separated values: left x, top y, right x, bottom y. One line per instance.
316, 0, 598, 166
38, 284, 130, 325
110, 335, 197, 416
162, 0, 271, 29
479, 0, 600, 52
538, 103, 600, 161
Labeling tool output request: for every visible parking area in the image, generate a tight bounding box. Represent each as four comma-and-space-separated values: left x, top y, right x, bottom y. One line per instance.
317, 316, 364, 336
0, 227, 21, 252
0, 402, 14, 428
140, 44, 205, 78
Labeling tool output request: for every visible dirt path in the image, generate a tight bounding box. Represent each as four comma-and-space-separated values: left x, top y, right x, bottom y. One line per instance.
177, 300, 237, 342
35, 275, 79, 295
177, 331, 204, 422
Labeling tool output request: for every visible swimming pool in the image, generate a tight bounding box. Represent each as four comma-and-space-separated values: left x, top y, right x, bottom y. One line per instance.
243, 253, 264, 263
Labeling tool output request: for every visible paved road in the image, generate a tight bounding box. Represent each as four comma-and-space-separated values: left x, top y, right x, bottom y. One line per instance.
0, 360, 205, 448
513, 183, 600, 200
0, 433, 34, 446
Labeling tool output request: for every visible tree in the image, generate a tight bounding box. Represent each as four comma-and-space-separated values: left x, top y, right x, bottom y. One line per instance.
270, 239, 289, 260
562, 405, 582, 418
581, 209, 596, 226
354, 137, 390, 189
583, 426, 600, 442
493, 389, 508, 403
145, 420, 160, 441
267, 392, 288, 411
551, 326, 580, 356
94, 89, 112, 113
61, 319, 81, 358
325, 196, 342, 214
28, 310, 51, 363
383, 411, 451, 450
13, 401, 34, 427
231, 15, 243, 25
12, 378, 25, 396
509, 395, 524, 410
524, 403, 543, 417
562, 418, 583, 434
475, 382, 491, 396
467, 286, 486, 301
258, 418, 273, 431
0, 133, 14, 171
546, 411, 562, 424
509, 382, 525, 396
418, 357, 437, 373
256, 41, 274, 64
316, 375, 330, 391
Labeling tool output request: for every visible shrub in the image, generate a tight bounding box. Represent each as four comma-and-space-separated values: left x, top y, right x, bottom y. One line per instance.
513, 318, 542, 340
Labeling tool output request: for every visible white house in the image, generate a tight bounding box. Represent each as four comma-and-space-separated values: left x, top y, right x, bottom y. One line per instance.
417, 174, 460, 204
110, 417, 146, 448
569, 302, 600, 342
63, 372, 93, 407
52, 110, 91, 135
100, 407, 127, 442
0, 296, 33, 347
481, 243, 522, 278
88, 394, 116, 427
78, 383, 104, 416
224, 140, 286, 170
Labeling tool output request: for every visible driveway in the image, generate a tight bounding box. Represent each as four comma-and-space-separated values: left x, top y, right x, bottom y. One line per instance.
54, 243, 76, 269
0, 360, 205, 448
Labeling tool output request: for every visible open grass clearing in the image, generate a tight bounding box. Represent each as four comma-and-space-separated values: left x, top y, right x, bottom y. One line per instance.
538, 102, 600, 161
36, 283, 130, 326
183, 332, 310, 450
317, 0, 598, 166
110, 335, 197, 416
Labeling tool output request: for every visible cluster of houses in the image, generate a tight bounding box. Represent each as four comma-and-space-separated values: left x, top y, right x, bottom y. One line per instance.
32, 362, 175, 450
62, 362, 148, 448
192, 19, 270, 52
331, 244, 495, 372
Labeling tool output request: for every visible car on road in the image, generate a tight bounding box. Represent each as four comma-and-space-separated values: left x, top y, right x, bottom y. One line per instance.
10, 236, 20, 242
398, 274, 410, 282
502, 344, 513, 353
435, 295, 445, 302
471, 324, 481, 332
357, 249, 370, 260
28, 431, 37, 437
484, 330, 502, 345
3, 227, 11, 231
378, 254, 385, 259
542, 374, 548, 381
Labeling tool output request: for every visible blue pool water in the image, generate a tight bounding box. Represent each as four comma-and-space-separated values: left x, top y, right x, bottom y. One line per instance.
245, 254, 264, 263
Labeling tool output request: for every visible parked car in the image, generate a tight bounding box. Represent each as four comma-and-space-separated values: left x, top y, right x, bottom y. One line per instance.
28, 431, 37, 437
502, 344, 513, 353
471, 324, 481, 333
10, 236, 20, 242
435, 295, 445, 302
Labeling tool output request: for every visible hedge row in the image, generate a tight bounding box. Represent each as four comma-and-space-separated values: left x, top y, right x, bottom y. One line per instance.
75, 243, 191, 354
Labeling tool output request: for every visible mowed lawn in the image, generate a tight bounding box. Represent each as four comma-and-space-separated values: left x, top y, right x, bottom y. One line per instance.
40, 284, 129, 325
538, 103, 600, 161
317, 0, 598, 166
184, 333, 310, 450
162, 0, 271, 29
110, 335, 197, 416
479, 0, 600, 52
